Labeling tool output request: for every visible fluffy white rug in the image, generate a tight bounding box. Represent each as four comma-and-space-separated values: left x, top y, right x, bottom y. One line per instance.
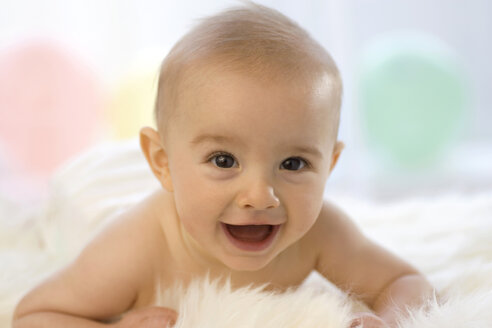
154, 271, 492, 328
1, 140, 491, 327
157, 276, 353, 328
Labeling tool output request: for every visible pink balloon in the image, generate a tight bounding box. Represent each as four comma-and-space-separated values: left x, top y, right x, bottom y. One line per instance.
0, 40, 104, 178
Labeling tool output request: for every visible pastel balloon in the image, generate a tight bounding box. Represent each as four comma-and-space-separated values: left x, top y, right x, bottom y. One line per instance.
0, 41, 104, 177
358, 32, 468, 169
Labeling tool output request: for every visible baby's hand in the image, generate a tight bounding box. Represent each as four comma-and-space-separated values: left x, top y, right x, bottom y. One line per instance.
112, 306, 178, 328
350, 312, 389, 328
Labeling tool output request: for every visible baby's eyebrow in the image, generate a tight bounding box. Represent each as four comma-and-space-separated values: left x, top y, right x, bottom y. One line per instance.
291, 145, 323, 159
190, 134, 244, 147
190, 133, 322, 159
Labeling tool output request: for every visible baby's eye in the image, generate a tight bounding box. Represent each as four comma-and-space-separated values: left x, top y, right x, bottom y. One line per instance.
280, 157, 308, 171
209, 152, 237, 169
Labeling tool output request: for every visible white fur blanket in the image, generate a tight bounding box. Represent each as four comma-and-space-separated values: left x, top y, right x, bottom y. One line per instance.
1, 140, 491, 327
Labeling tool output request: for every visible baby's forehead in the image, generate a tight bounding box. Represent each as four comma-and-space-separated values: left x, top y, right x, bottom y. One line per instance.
181, 58, 335, 103
158, 55, 341, 146
174, 66, 339, 147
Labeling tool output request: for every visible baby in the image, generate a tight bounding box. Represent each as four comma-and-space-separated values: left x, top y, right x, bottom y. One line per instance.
13, 3, 434, 328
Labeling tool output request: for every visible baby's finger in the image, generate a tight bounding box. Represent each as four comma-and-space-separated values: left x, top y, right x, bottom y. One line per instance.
131, 306, 178, 320
350, 317, 362, 328
118, 306, 178, 327
141, 315, 177, 328
351, 312, 389, 328
143, 307, 177, 322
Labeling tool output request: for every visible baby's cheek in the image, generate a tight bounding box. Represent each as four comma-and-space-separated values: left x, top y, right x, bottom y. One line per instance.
292, 190, 323, 215
287, 202, 322, 236
285, 206, 318, 236
177, 187, 223, 227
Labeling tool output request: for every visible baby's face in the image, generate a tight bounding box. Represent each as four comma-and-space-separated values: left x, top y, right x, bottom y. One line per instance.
164, 67, 341, 272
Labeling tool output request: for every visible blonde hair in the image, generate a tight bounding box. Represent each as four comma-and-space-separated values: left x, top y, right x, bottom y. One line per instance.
155, 2, 342, 139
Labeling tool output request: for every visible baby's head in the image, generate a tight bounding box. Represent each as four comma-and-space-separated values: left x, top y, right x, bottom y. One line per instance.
155, 2, 342, 142
141, 2, 344, 271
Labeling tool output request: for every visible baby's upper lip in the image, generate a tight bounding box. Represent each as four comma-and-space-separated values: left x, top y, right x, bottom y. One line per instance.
220, 211, 286, 226
220, 217, 285, 226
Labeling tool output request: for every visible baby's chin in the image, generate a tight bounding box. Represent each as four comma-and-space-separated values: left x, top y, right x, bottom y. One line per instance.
219, 254, 276, 272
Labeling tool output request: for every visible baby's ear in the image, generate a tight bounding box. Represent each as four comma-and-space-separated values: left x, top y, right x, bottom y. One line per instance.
140, 127, 174, 192
329, 141, 344, 172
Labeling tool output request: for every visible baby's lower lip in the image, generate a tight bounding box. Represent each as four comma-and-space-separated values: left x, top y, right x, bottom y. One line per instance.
220, 222, 281, 252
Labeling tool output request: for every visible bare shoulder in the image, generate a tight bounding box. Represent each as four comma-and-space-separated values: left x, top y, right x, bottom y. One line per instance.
312, 200, 417, 306
14, 191, 168, 322
308, 200, 360, 250
297, 200, 359, 275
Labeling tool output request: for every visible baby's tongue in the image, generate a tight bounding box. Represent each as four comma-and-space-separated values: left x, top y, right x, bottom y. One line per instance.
226, 224, 272, 242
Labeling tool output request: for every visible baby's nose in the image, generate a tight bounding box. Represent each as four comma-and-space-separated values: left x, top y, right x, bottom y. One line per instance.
235, 178, 280, 210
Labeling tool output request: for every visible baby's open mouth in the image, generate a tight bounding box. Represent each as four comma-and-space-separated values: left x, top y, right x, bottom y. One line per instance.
221, 223, 281, 252
225, 224, 273, 242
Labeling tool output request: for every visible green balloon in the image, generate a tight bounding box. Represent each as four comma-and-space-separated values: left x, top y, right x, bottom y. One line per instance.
358, 32, 468, 169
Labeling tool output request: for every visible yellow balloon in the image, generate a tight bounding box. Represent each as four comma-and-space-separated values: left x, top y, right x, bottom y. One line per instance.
107, 66, 159, 139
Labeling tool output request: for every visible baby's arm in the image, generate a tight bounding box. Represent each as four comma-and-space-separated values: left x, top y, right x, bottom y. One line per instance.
370, 272, 434, 326
313, 201, 434, 327
12, 214, 174, 327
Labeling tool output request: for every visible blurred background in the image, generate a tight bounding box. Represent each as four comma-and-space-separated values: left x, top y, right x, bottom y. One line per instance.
0, 0, 491, 206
